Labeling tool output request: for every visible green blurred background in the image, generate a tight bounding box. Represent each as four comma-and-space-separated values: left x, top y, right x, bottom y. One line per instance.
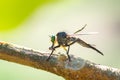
0, 0, 120, 80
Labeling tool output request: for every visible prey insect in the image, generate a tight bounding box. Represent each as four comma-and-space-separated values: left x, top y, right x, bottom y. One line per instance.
46, 24, 103, 61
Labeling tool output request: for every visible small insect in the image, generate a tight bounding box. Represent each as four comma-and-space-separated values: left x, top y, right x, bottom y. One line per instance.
46, 24, 103, 61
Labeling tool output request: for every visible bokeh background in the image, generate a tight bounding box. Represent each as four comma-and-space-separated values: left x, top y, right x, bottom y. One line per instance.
0, 0, 120, 80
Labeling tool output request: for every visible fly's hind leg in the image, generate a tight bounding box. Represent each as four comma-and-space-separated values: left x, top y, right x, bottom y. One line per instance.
66, 45, 71, 61
65, 38, 78, 61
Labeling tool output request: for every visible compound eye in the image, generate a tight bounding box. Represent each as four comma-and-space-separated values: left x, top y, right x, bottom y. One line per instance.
50, 35, 55, 43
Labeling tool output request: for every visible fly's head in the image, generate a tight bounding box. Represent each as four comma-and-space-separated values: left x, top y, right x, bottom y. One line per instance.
49, 35, 55, 43
49, 35, 56, 50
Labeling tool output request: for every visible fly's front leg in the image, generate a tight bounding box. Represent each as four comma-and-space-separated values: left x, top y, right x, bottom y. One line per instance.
49, 42, 54, 50
46, 49, 55, 61
47, 42, 54, 61
46, 45, 60, 61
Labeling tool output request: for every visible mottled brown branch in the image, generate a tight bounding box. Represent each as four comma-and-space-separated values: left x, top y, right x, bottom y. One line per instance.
0, 42, 120, 80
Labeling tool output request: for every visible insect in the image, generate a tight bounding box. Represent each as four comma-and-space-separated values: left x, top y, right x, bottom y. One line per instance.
46, 24, 103, 61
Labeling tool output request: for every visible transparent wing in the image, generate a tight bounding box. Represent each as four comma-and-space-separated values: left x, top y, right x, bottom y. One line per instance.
76, 38, 103, 55
76, 32, 99, 35
74, 24, 87, 34
68, 32, 99, 37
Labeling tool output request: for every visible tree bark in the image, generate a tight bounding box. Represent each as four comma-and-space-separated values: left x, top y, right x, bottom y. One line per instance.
0, 41, 120, 80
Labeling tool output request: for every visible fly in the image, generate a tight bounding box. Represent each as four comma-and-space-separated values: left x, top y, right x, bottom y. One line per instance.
46, 24, 103, 61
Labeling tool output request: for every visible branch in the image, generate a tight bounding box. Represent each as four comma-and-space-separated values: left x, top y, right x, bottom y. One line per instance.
0, 42, 120, 80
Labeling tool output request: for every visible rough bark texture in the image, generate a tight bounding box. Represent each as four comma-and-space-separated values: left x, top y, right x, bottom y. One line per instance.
0, 41, 120, 80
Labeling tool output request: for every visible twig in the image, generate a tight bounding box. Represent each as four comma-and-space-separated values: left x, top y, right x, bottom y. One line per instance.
0, 42, 120, 80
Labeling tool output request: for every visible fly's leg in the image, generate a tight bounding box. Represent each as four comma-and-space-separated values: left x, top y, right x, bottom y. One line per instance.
46, 49, 55, 61
66, 45, 71, 61
65, 38, 78, 61
49, 43, 54, 50
46, 45, 60, 61
47, 42, 55, 61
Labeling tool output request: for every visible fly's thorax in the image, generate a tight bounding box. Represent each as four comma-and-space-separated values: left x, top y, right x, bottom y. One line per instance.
56, 32, 67, 38
57, 37, 68, 45
56, 32, 68, 45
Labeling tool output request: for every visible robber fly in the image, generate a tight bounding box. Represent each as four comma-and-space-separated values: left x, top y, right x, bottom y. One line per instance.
46, 24, 103, 61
